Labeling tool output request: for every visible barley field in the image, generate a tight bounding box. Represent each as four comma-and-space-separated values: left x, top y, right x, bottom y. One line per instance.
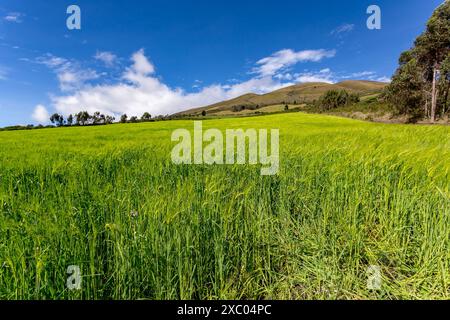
0, 113, 449, 300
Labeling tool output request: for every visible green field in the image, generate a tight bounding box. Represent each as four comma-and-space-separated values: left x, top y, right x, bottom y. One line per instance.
0, 113, 449, 300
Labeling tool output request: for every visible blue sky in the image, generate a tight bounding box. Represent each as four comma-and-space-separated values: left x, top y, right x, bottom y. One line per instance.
0, 0, 444, 127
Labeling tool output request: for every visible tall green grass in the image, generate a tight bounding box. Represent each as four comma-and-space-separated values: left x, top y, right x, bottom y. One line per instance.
0, 113, 448, 299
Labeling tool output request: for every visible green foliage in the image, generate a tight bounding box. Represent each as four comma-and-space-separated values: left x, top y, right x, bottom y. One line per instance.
50, 113, 64, 127
105, 115, 115, 124
386, 1, 450, 119
67, 114, 74, 126
319, 90, 360, 111
120, 114, 128, 123
384, 58, 425, 121
76, 111, 90, 126
141, 112, 152, 121
415, 2, 450, 72
92, 112, 107, 125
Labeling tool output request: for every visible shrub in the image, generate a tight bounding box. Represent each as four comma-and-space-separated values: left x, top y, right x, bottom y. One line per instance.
319, 90, 360, 111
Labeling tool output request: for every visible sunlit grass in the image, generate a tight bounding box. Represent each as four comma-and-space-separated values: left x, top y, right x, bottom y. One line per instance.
0, 113, 448, 299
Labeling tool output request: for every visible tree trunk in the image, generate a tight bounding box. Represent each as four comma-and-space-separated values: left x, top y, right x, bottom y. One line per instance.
444, 82, 450, 115
424, 94, 429, 118
431, 67, 438, 122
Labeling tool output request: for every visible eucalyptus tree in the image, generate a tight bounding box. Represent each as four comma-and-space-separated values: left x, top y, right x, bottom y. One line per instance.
50, 113, 64, 127
386, 1, 450, 121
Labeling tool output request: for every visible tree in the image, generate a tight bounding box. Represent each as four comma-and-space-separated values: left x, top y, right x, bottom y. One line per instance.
415, 3, 450, 121
384, 56, 425, 121
120, 114, 128, 123
438, 53, 450, 116
129, 116, 138, 123
385, 1, 450, 121
49, 113, 57, 125
92, 111, 103, 124
76, 111, 90, 126
67, 114, 74, 126
141, 112, 152, 121
348, 93, 360, 104
105, 115, 115, 124
319, 90, 359, 111
202, 110, 207, 117
50, 113, 64, 127
284, 105, 289, 111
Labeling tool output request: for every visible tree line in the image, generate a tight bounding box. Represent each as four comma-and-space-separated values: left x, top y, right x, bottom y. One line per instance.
384, 0, 450, 122
49, 111, 153, 127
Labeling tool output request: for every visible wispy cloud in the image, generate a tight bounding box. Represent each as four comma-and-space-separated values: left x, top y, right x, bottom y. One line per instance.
341, 71, 376, 79
4, 12, 24, 23
94, 51, 118, 67
192, 79, 203, 89
342, 71, 391, 82
253, 49, 336, 77
375, 76, 391, 83
330, 23, 355, 36
36, 54, 99, 91
350, 71, 376, 78
295, 68, 335, 84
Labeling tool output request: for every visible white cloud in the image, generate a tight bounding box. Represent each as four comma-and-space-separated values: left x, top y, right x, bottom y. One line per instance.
349, 71, 376, 78
346, 72, 391, 83
253, 49, 336, 77
33, 48, 393, 122
274, 73, 293, 81
375, 76, 391, 83
36, 54, 99, 91
36, 54, 68, 68
295, 69, 335, 84
192, 79, 203, 88
57, 69, 99, 91
130, 48, 154, 74
4, 12, 23, 23
32, 104, 50, 123
94, 51, 117, 66
339, 71, 392, 82
222, 76, 291, 96
24, 47, 373, 122
331, 24, 355, 35
50, 49, 300, 118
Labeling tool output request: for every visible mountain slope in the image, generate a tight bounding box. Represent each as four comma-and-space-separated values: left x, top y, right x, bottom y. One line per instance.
178, 80, 387, 116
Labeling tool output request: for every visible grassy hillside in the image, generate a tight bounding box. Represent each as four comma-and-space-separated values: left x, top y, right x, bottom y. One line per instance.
179, 80, 387, 116
0, 113, 449, 300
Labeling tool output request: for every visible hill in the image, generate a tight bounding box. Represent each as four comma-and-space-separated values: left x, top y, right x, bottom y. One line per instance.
178, 80, 387, 116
